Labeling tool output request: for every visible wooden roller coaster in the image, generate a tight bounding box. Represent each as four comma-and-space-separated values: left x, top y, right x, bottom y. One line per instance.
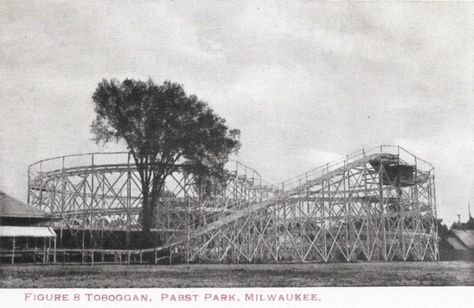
28, 145, 438, 264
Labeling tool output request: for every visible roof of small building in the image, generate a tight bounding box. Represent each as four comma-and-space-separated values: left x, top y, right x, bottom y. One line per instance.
0, 226, 56, 238
0, 190, 50, 218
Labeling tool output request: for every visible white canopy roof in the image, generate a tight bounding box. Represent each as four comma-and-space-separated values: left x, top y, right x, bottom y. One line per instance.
0, 226, 56, 238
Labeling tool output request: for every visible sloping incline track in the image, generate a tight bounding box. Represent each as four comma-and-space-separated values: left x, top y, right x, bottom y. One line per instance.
139, 148, 438, 263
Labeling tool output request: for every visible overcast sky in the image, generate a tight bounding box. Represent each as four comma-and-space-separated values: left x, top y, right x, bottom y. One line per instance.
0, 1, 473, 224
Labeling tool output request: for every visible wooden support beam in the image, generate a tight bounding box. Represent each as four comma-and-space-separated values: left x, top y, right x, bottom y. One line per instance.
11, 237, 15, 265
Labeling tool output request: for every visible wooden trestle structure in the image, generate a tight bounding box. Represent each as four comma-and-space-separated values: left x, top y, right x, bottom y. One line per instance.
28, 145, 438, 264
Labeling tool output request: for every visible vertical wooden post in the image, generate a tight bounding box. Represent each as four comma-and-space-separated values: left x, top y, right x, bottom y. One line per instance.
343, 159, 349, 262
82, 191, 85, 264
39, 162, 43, 211
47, 238, 51, 263
90, 154, 95, 255
11, 237, 15, 265
273, 200, 278, 262
321, 176, 326, 261
363, 159, 370, 260
43, 238, 47, 264
378, 161, 387, 261
60, 156, 65, 249
432, 174, 439, 260
126, 153, 131, 248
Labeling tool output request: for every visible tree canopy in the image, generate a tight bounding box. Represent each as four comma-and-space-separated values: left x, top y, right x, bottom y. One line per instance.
91, 78, 240, 244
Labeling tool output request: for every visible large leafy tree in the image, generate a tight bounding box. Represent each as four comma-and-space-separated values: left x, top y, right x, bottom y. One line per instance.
91, 78, 240, 245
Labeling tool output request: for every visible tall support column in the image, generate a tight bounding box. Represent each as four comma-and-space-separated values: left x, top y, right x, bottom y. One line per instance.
101, 172, 106, 250
11, 237, 15, 265
400, 167, 407, 260
53, 237, 57, 264
43, 238, 47, 264
378, 162, 387, 261
298, 179, 304, 261
186, 200, 190, 263
363, 160, 371, 260
431, 173, 439, 260
60, 156, 65, 249
39, 162, 44, 211
343, 165, 350, 261
273, 199, 278, 261
90, 154, 95, 250
126, 153, 131, 248
82, 173, 86, 264
322, 175, 327, 261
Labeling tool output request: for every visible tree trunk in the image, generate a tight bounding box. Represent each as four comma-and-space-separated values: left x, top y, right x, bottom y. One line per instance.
148, 177, 163, 247
141, 175, 164, 248
141, 185, 154, 248
138, 162, 168, 248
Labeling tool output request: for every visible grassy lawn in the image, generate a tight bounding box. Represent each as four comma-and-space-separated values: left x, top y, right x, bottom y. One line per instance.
0, 261, 472, 288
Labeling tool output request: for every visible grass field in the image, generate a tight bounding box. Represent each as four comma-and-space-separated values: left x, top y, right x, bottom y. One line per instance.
0, 261, 472, 288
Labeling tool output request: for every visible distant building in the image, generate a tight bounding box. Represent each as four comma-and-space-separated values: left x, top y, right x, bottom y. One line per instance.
0, 191, 53, 225
440, 229, 474, 261
0, 191, 57, 264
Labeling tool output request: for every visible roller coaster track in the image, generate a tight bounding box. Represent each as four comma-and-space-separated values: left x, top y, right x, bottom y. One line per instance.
29, 145, 438, 263
136, 147, 438, 262
144, 153, 395, 250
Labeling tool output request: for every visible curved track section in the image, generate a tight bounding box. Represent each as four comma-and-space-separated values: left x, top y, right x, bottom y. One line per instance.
28, 152, 270, 250
28, 146, 438, 263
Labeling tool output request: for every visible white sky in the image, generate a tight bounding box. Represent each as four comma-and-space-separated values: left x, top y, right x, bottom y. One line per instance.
0, 1, 473, 224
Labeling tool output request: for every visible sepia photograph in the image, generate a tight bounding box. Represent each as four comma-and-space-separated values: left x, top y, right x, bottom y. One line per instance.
0, 0, 473, 305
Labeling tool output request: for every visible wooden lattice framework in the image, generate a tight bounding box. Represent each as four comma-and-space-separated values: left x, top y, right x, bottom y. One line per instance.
28, 145, 438, 263
28, 152, 269, 252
